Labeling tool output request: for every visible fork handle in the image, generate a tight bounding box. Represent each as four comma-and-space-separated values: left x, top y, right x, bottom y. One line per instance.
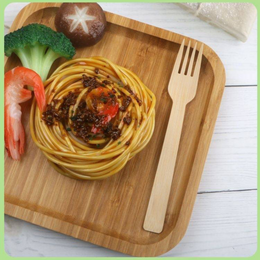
144, 100, 187, 233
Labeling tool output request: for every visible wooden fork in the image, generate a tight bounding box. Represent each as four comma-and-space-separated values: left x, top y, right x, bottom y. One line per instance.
143, 39, 204, 233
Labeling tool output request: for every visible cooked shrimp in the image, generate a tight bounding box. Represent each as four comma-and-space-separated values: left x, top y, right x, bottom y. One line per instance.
5, 67, 46, 160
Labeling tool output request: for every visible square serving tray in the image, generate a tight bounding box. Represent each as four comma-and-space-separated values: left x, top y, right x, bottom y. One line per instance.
4, 3, 225, 256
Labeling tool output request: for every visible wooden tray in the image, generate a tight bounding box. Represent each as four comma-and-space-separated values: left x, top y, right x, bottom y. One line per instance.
4, 3, 225, 257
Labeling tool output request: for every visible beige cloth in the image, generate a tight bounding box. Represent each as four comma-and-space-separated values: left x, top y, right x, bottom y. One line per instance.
178, 3, 257, 42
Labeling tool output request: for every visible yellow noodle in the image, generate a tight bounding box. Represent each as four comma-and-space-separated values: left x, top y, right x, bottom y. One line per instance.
30, 57, 156, 180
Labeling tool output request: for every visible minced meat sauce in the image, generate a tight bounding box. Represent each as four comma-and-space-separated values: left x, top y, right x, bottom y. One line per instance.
42, 75, 139, 144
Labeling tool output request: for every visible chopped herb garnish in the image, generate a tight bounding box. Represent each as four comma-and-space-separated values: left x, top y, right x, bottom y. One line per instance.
70, 116, 77, 121
100, 97, 107, 103
118, 141, 121, 145
96, 144, 100, 148
89, 135, 96, 141
66, 127, 71, 131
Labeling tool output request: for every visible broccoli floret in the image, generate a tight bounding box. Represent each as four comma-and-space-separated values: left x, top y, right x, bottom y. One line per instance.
5, 23, 76, 81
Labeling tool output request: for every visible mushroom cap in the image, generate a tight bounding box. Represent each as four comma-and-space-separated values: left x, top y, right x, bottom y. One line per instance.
55, 3, 107, 47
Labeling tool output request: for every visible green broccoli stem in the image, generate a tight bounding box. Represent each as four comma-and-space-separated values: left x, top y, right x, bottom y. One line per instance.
29, 44, 48, 80
40, 48, 60, 82
14, 43, 60, 82
14, 46, 31, 68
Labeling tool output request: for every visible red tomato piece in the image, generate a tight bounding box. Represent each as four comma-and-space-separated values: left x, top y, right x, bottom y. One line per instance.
86, 87, 119, 134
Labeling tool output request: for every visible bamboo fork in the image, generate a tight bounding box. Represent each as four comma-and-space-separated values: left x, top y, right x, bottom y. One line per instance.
143, 39, 204, 233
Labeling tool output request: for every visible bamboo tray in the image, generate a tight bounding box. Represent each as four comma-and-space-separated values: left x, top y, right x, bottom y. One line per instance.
4, 3, 225, 257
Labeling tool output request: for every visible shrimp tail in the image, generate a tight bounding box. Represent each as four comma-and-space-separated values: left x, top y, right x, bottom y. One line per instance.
6, 117, 25, 160
5, 106, 24, 160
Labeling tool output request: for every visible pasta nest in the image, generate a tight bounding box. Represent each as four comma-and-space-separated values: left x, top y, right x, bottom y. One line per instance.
30, 57, 156, 180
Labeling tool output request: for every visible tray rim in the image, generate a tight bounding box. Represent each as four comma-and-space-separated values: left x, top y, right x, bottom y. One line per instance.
4, 2, 226, 257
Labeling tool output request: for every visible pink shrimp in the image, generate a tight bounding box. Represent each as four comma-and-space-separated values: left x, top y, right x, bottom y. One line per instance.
4, 67, 46, 160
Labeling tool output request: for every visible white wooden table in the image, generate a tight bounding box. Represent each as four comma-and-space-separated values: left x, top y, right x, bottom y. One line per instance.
4, 3, 257, 257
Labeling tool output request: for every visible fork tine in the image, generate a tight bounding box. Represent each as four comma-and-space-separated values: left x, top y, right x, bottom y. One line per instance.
187, 42, 197, 76
172, 39, 185, 74
193, 44, 204, 80
180, 40, 191, 74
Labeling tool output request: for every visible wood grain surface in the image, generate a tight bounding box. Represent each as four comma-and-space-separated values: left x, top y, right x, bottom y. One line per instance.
4, 2, 257, 257
5, 190, 257, 257
4, 2, 225, 257
5, 2, 256, 86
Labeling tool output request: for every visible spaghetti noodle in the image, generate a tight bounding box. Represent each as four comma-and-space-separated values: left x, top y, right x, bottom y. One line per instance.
30, 57, 156, 180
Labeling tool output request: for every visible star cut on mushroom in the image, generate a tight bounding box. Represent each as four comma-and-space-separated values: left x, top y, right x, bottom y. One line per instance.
66, 6, 95, 34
